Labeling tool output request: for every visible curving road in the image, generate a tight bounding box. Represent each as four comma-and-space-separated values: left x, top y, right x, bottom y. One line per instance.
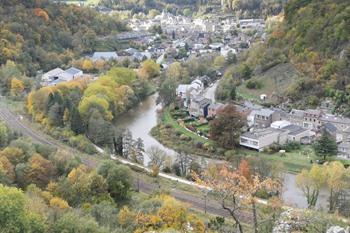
0, 102, 253, 222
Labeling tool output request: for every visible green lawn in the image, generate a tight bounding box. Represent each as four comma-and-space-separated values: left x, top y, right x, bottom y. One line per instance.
162, 108, 208, 143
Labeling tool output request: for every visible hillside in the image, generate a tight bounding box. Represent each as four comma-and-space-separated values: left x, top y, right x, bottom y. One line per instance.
0, 0, 127, 76
220, 0, 350, 112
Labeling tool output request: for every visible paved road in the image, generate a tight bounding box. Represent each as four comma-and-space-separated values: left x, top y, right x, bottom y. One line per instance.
0, 103, 252, 222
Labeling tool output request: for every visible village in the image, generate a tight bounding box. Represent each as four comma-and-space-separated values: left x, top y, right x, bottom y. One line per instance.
39, 11, 263, 86
174, 76, 350, 160
37, 10, 350, 162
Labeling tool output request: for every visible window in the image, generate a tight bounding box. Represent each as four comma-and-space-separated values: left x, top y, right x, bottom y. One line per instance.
241, 138, 248, 143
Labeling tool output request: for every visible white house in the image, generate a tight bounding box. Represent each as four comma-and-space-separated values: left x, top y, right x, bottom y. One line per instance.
176, 79, 204, 107
41, 67, 83, 86
92, 52, 118, 61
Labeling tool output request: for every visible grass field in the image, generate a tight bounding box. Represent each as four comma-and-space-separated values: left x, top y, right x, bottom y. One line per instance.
237, 63, 301, 104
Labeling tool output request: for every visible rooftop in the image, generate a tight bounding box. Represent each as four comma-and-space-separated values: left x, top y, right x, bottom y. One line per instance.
241, 128, 281, 140
282, 124, 308, 136
256, 108, 274, 117
65, 67, 82, 75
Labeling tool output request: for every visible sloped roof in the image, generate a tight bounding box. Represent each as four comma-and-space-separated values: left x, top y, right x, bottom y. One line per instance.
65, 67, 82, 75
92, 52, 118, 60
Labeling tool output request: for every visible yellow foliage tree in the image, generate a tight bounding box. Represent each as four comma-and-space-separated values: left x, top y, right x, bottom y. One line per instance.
138, 59, 160, 79
10, 78, 24, 97
50, 197, 69, 209
82, 59, 94, 72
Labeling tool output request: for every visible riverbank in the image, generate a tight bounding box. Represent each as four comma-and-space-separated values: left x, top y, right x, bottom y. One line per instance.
151, 105, 324, 173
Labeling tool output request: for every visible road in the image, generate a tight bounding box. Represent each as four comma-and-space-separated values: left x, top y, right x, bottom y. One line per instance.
0, 103, 253, 222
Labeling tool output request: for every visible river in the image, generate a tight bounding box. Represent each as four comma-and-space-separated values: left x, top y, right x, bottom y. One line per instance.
114, 81, 329, 209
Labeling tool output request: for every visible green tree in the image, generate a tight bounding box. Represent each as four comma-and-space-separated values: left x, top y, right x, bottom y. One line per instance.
0, 184, 45, 232
69, 106, 85, 135
313, 130, 338, 161
98, 161, 133, 202
86, 109, 114, 147
0, 122, 9, 148
158, 78, 177, 106
52, 212, 107, 233
48, 103, 64, 127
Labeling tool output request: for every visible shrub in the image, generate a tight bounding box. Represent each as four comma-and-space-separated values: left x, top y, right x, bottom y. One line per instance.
281, 141, 301, 152
246, 80, 262, 89
263, 143, 281, 154
195, 141, 203, 149
68, 135, 97, 154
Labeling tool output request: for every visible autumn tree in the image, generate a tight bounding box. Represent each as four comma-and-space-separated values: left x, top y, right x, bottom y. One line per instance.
194, 163, 280, 233
147, 146, 167, 170
10, 78, 24, 97
26, 153, 56, 188
209, 104, 245, 149
166, 62, 189, 81
138, 59, 160, 79
296, 164, 326, 208
82, 59, 94, 72
324, 162, 349, 212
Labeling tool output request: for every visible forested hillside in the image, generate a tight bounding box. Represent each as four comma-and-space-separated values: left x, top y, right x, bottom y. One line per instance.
0, 0, 127, 76
219, 0, 350, 112
272, 0, 349, 110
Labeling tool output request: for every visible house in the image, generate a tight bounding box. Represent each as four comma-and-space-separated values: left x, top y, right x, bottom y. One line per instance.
220, 46, 236, 57
42, 67, 83, 86
92, 52, 118, 61
240, 123, 313, 151
287, 109, 305, 127
281, 124, 314, 144
320, 114, 350, 141
65, 67, 83, 79
338, 141, 350, 159
253, 108, 280, 128
41, 68, 65, 83
240, 127, 288, 151
176, 79, 204, 107
303, 109, 322, 130
207, 103, 225, 118
271, 120, 291, 129
323, 122, 340, 142
188, 96, 212, 118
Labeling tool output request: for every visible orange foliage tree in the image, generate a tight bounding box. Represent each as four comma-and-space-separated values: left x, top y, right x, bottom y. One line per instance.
194, 161, 281, 233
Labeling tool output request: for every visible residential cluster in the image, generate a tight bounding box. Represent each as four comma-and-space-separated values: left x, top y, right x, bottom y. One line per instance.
176, 77, 225, 119
240, 103, 350, 159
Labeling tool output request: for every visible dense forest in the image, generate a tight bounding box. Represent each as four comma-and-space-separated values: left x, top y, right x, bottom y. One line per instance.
0, 122, 207, 233
0, 0, 127, 76
98, 0, 286, 17
222, 0, 287, 18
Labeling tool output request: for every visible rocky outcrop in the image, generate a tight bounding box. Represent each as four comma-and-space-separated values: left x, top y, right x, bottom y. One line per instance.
327, 226, 350, 233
